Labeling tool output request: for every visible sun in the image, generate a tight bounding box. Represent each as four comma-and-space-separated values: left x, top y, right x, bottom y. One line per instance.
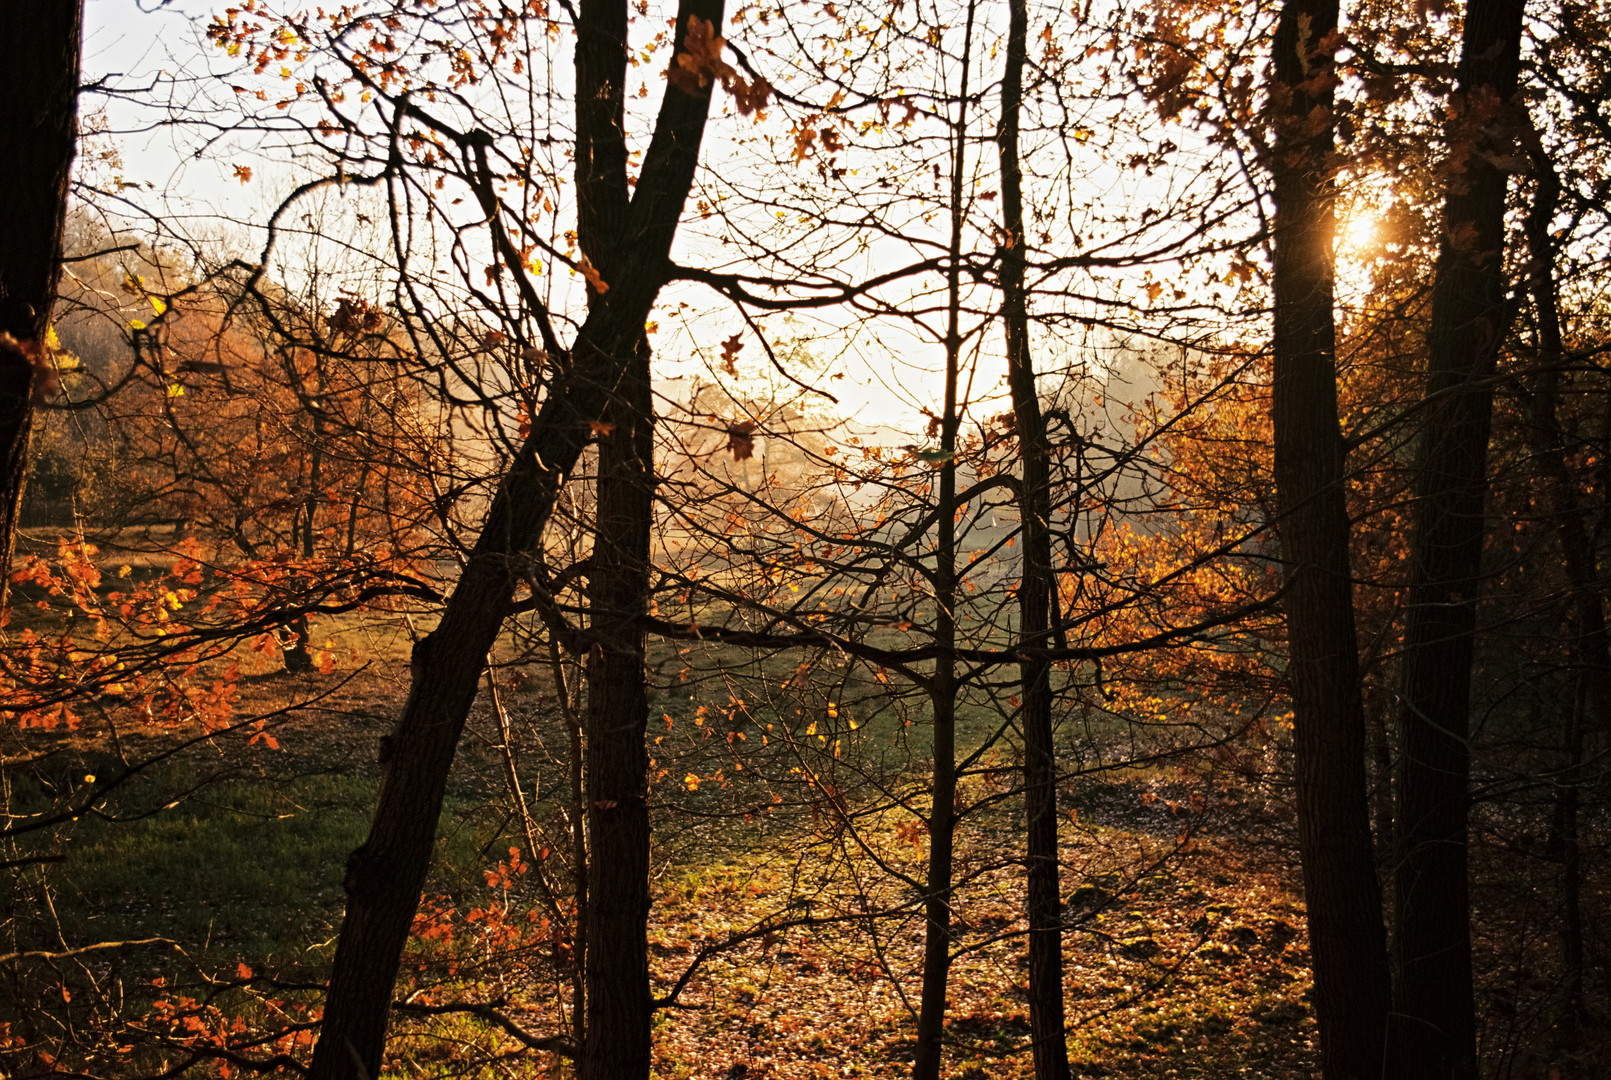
1338, 214, 1377, 254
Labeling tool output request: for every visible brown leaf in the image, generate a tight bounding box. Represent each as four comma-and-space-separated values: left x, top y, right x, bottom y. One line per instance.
727, 420, 757, 461
671, 14, 734, 95
720, 332, 744, 375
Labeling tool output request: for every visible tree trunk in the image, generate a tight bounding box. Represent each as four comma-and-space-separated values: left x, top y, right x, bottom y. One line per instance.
580, 336, 653, 1080
0, 3, 82, 606
1520, 122, 1597, 1055
306, 3, 721, 1073
911, 12, 975, 1075
1391, 1, 1525, 1075
997, 2, 1070, 1076
1267, 1, 1395, 1077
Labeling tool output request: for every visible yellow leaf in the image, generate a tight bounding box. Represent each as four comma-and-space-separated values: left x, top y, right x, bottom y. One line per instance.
150, 296, 167, 317
129, 319, 146, 331
166, 383, 184, 397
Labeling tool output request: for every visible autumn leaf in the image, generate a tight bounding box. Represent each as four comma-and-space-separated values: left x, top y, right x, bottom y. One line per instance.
578, 254, 609, 293
233, 164, 253, 184
727, 420, 757, 461
670, 15, 732, 94
589, 419, 617, 438
792, 124, 818, 163
670, 14, 770, 115
730, 75, 773, 116
720, 332, 744, 375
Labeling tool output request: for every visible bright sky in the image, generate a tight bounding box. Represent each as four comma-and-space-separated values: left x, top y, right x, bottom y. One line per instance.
75, 1, 1241, 437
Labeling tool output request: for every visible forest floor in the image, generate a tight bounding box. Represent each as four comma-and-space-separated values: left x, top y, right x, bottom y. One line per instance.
7, 632, 1602, 1079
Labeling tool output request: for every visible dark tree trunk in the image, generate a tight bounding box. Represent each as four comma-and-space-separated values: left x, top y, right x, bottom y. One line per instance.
305, 3, 721, 1074
0, 3, 82, 605
1521, 124, 1597, 1053
997, 1, 1069, 1076
1267, 1, 1394, 1077
911, 11, 977, 1078
580, 335, 653, 1080
1391, 0, 1525, 1076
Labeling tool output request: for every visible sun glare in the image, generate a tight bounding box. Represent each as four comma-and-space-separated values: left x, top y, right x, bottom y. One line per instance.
1339, 215, 1377, 254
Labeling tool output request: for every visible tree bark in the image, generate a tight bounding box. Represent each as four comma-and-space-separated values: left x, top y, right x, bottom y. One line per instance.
0, 3, 82, 605
997, 2, 1070, 1076
580, 335, 653, 1080
1391, 0, 1525, 1075
306, 3, 721, 1075
912, 11, 975, 1076
1267, 1, 1395, 1077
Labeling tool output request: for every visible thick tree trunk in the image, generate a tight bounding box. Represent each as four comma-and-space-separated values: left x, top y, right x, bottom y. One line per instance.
580, 337, 653, 1080
306, 4, 721, 1075
1391, 1, 1525, 1076
1267, 2, 1394, 1077
997, 2, 1069, 1076
0, 3, 82, 604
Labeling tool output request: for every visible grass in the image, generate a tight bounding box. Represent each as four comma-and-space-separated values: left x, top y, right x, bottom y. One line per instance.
52, 770, 372, 966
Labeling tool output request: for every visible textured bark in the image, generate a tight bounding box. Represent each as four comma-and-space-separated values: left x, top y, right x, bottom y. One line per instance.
997, 1, 1069, 1075
1267, 1, 1394, 1076
1391, 0, 1525, 1075
0, 3, 82, 604
580, 337, 653, 1080
306, 3, 720, 1075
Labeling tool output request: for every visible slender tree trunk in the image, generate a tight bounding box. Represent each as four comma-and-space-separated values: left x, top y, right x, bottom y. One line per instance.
997, 2, 1069, 1076
283, 410, 322, 673
912, 11, 975, 1076
305, 4, 721, 1073
581, 336, 653, 1080
1391, 1, 1524, 1075
1521, 126, 1597, 1051
0, 3, 82, 607
550, 637, 590, 1047
1267, 2, 1395, 1077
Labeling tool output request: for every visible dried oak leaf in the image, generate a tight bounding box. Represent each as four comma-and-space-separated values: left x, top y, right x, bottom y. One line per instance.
720, 332, 744, 375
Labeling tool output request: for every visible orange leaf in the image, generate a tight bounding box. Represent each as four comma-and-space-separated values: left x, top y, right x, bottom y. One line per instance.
578, 255, 609, 293
233, 164, 253, 184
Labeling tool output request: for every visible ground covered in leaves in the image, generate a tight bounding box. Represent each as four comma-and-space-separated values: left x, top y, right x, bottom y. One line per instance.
11, 646, 1601, 1079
